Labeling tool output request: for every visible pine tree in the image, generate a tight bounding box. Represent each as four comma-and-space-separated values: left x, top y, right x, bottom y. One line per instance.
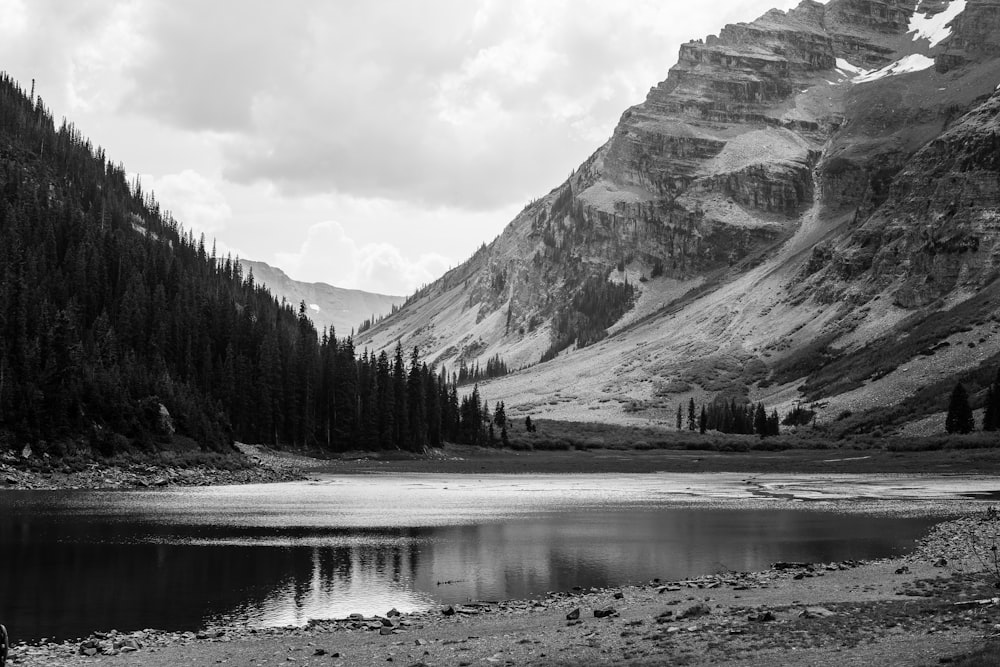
984, 367, 1000, 431
699, 405, 707, 434
406, 347, 427, 452
524, 415, 533, 433
754, 402, 767, 438
687, 398, 696, 431
984, 385, 997, 432
676, 404, 682, 431
945, 382, 975, 434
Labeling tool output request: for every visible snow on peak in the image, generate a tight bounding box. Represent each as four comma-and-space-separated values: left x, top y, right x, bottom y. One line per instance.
908, 0, 966, 48
852, 54, 935, 84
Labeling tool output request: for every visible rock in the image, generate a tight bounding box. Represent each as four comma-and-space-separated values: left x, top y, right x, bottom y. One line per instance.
895, 566, 910, 575
614, 592, 624, 600
4, 475, 16, 484
676, 603, 710, 620
934, 558, 948, 568
748, 610, 776, 622
313, 648, 327, 655
594, 607, 617, 618
82, 647, 98, 656
441, 606, 456, 616
773, 562, 808, 570
800, 607, 836, 619
380, 617, 395, 627
379, 626, 395, 635
566, 608, 580, 621
21, 444, 31, 459
387, 607, 401, 617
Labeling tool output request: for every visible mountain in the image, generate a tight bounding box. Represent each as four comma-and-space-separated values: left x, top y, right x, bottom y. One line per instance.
240, 259, 403, 336
357, 0, 1000, 435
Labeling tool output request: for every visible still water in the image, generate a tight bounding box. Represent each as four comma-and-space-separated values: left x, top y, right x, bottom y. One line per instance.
0, 473, 949, 642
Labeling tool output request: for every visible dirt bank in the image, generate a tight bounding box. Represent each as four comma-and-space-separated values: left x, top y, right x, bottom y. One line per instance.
0, 443, 317, 491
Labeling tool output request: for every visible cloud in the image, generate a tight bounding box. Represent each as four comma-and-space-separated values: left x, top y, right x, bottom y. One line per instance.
276, 221, 451, 295
0, 0, 28, 39
146, 169, 232, 236
109, 0, 774, 212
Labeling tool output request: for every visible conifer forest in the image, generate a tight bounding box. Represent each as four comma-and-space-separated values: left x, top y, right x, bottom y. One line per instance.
0, 74, 488, 458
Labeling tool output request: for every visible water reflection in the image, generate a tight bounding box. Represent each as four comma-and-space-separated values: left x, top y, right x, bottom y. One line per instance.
0, 475, 948, 643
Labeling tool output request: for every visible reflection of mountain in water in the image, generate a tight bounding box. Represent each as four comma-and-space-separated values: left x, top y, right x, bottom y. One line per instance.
0, 490, 937, 643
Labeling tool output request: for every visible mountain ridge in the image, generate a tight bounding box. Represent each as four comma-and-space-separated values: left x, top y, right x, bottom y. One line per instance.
240, 259, 403, 335
357, 0, 1000, 434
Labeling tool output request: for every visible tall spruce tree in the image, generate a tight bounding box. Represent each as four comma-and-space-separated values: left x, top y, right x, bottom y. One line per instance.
945, 382, 975, 434
753, 402, 767, 437
406, 347, 427, 452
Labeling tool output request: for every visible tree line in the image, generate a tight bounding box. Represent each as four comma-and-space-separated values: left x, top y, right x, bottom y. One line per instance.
676, 398, 781, 437
946, 369, 1000, 434
454, 354, 510, 386
0, 72, 488, 457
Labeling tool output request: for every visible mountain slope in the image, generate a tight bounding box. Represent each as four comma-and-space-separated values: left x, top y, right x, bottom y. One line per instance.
240, 259, 403, 335
358, 0, 1000, 433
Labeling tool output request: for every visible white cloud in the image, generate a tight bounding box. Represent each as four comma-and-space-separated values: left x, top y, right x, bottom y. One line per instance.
110, 0, 795, 212
66, 0, 146, 114
276, 221, 452, 295
146, 169, 233, 236
0, 0, 27, 39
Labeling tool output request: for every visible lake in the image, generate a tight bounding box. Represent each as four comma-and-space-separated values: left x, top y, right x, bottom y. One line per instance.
0, 472, 989, 643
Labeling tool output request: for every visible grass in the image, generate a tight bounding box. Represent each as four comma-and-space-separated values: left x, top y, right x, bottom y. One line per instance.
504, 418, 1000, 454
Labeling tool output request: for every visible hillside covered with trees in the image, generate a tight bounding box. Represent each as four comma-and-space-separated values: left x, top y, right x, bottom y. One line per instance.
0, 74, 488, 459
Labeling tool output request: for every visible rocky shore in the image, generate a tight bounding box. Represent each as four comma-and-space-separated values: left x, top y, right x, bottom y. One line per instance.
7, 510, 1000, 667
0, 443, 319, 491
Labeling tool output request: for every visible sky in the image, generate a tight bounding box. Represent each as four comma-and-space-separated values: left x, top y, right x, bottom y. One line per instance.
0, 0, 802, 296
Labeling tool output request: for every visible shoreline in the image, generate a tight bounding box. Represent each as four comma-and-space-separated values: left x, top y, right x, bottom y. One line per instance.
4, 443, 1000, 491
9, 511, 1000, 666
0, 443, 318, 491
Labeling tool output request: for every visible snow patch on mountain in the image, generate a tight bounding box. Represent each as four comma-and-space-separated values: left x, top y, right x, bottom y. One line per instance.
908, 0, 967, 48
853, 54, 935, 83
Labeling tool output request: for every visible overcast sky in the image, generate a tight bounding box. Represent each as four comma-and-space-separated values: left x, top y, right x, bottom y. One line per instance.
0, 0, 802, 295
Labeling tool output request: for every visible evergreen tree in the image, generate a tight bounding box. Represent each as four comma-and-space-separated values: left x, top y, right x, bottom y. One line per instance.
524, 415, 534, 433
984, 367, 1000, 431
687, 398, 696, 431
699, 405, 707, 434
392, 343, 407, 448
753, 402, 767, 438
945, 382, 975, 434
494, 401, 506, 428
406, 347, 427, 452
984, 385, 997, 432
676, 404, 682, 431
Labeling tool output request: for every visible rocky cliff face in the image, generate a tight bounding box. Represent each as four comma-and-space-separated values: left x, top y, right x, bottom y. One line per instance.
358, 0, 1000, 433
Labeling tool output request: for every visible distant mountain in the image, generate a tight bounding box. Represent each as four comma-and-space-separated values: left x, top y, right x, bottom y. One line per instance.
240, 260, 403, 336
358, 0, 1000, 435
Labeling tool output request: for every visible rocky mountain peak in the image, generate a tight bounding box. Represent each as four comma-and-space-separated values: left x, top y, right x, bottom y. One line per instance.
358, 0, 1000, 433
